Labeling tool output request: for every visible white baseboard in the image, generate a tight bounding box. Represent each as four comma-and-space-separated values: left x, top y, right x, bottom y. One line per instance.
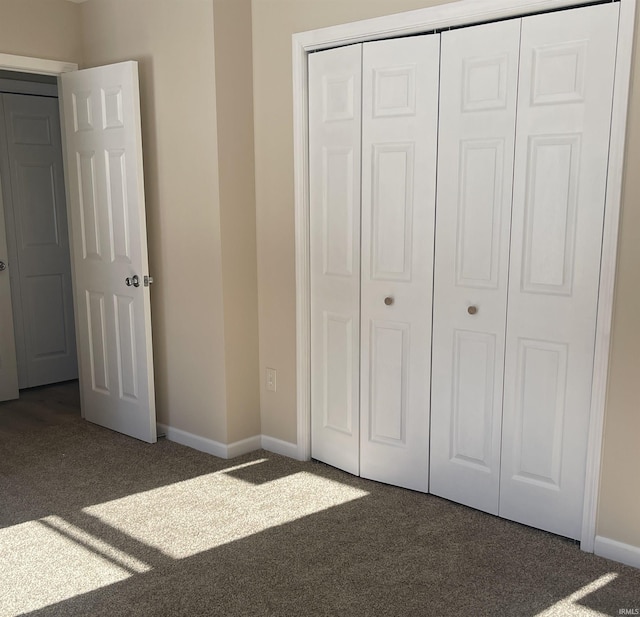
157, 423, 228, 458
157, 424, 298, 461
261, 435, 300, 459
227, 435, 262, 458
594, 535, 640, 569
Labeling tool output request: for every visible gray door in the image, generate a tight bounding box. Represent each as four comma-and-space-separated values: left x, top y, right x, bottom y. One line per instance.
0, 93, 77, 388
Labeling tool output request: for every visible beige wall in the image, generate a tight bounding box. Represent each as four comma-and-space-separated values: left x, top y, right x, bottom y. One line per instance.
0, 0, 82, 63
213, 0, 261, 442
252, 0, 640, 548
81, 0, 230, 442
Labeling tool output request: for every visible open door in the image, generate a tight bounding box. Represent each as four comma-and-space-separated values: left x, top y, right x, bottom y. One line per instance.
60, 61, 156, 443
0, 129, 19, 401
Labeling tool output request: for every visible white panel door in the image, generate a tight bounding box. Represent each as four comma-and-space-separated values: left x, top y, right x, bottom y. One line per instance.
500, 3, 619, 539
359, 35, 439, 492
430, 20, 521, 514
309, 45, 362, 475
60, 62, 156, 443
0, 97, 19, 401
1, 93, 78, 389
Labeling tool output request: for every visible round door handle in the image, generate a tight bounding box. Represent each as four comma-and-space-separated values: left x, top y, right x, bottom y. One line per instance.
384, 296, 394, 306
126, 275, 140, 288
467, 305, 478, 315
0, 260, 6, 272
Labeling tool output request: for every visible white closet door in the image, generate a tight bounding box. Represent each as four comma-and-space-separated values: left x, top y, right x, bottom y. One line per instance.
359, 35, 439, 492
309, 45, 362, 475
500, 3, 619, 539
430, 20, 521, 513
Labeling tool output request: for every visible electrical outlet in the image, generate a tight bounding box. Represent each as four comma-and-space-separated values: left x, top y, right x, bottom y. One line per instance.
266, 368, 277, 392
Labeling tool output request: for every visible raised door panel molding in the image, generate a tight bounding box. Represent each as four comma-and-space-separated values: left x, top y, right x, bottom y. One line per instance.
26, 274, 69, 359
450, 330, 497, 472
71, 90, 94, 132
13, 114, 52, 145
521, 134, 581, 296
322, 74, 355, 122
76, 151, 101, 261
456, 139, 505, 290
101, 87, 125, 129
531, 41, 587, 106
511, 338, 568, 489
373, 65, 417, 117
322, 311, 354, 435
17, 163, 60, 248
86, 290, 109, 395
462, 54, 510, 112
105, 149, 132, 265
371, 142, 414, 282
368, 320, 409, 446
114, 294, 138, 401
322, 146, 354, 277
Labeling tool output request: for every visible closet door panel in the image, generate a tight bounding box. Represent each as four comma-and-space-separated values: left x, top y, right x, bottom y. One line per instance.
430, 19, 521, 514
360, 35, 439, 492
500, 3, 619, 539
309, 45, 362, 475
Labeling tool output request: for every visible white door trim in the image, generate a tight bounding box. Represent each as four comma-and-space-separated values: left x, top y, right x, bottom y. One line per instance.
0, 54, 77, 76
292, 0, 637, 551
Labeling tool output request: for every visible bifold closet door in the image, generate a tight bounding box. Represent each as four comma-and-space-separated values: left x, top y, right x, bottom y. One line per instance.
500, 3, 619, 540
309, 45, 363, 475
431, 2, 618, 539
309, 35, 439, 489
360, 35, 439, 492
430, 19, 521, 513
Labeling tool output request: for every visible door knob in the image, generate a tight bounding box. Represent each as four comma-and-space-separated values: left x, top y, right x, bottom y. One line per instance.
0, 260, 6, 272
384, 296, 394, 306
467, 305, 478, 315
125, 275, 140, 288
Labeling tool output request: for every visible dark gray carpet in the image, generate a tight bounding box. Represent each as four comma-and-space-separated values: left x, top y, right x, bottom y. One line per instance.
1, 383, 639, 616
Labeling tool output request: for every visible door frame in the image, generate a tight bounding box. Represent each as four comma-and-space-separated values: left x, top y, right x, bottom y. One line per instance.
0, 53, 82, 410
292, 0, 637, 552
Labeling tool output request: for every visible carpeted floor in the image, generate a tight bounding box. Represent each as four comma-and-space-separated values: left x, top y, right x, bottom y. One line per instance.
0, 383, 639, 617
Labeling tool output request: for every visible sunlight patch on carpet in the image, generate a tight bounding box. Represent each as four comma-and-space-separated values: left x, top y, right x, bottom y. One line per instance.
0, 515, 151, 616
534, 573, 618, 616
83, 467, 369, 559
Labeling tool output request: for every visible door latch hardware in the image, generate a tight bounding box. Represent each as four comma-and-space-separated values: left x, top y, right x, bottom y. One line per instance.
144, 275, 153, 287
